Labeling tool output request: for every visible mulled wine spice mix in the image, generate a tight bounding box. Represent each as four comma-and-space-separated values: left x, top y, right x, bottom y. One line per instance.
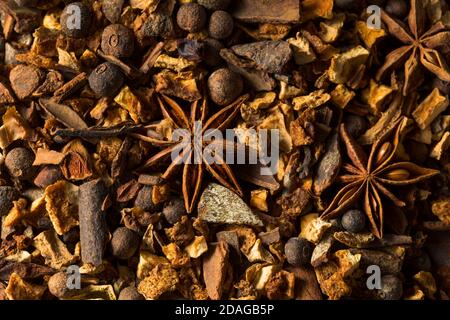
0, 0, 449, 300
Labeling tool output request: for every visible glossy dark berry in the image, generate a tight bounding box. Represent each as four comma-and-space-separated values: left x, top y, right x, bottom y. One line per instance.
0, 186, 19, 216
284, 237, 312, 267
341, 209, 366, 233
118, 286, 145, 300
176, 3, 207, 33
208, 11, 234, 40
101, 24, 135, 59
380, 275, 403, 300
60, 2, 92, 38
203, 38, 224, 67
208, 68, 243, 106
385, 0, 409, 18
5, 147, 35, 180
134, 185, 160, 212
344, 114, 368, 138
110, 227, 140, 260
162, 197, 186, 225
88, 62, 124, 97
197, 0, 230, 10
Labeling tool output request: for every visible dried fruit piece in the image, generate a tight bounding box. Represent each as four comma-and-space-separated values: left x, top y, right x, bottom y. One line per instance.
202, 241, 231, 300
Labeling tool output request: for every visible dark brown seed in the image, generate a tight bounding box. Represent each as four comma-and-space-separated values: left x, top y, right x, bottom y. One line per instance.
207, 68, 243, 106
140, 13, 173, 38
79, 179, 109, 266
162, 197, 186, 225
344, 114, 368, 138
341, 209, 366, 233
88, 62, 124, 97
379, 275, 403, 300
203, 38, 224, 67
9, 64, 44, 100
134, 185, 160, 212
385, 0, 409, 18
5, 147, 35, 180
285, 237, 312, 267
198, 0, 230, 10
60, 2, 92, 38
176, 3, 207, 33
110, 227, 140, 260
208, 11, 234, 40
33, 165, 63, 189
0, 186, 19, 216
118, 286, 145, 300
101, 24, 135, 59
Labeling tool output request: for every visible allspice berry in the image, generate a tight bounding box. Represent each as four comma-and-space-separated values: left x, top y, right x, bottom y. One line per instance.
176, 3, 207, 33
5, 147, 35, 180
101, 24, 135, 59
379, 275, 403, 300
341, 209, 366, 233
197, 0, 230, 10
118, 286, 145, 300
134, 185, 160, 212
162, 197, 186, 225
48, 272, 71, 299
88, 62, 124, 97
203, 38, 224, 67
284, 237, 312, 267
110, 227, 140, 260
208, 68, 243, 106
208, 11, 234, 40
385, 0, 409, 18
0, 186, 19, 216
60, 2, 92, 38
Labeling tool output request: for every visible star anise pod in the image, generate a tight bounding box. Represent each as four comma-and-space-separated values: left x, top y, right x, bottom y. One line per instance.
321, 116, 439, 238
376, 0, 450, 95
133, 94, 248, 213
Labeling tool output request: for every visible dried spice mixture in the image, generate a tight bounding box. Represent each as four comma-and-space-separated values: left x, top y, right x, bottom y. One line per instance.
0, 0, 449, 301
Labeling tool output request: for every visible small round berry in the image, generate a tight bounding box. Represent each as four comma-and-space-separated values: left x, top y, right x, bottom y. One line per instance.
118, 286, 145, 300
176, 3, 207, 33
379, 275, 403, 300
134, 186, 160, 212
110, 227, 140, 260
284, 237, 312, 267
88, 62, 124, 97
162, 197, 186, 225
60, 2, 92, 38
208, 11, 234, 40
140, 13, 173, 38
5, 147, 35, 180
197, 0, 230, 10
344, 114, 368, 138
0, 186, 19, 216
207, 68, 243, 106
48, 272, 71, 299
203, 38, 224, 67
341, 210, 366, 233
385, 0, 409, 18
101, 24, 135, 59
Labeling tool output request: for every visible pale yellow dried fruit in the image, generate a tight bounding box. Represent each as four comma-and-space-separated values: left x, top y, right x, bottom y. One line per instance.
356, 20, 386, 48
185, 236, 208, 259
318, 14, 345, 43
5, 273, 46, 300
0, 107, 32, 149
245, 239, 276, 263
154, 54, 196, 72
114, 86, 145, 124
292, 89, 330, 110
362, 80, 394, 114
413, 88, 449, 130
33, 230, 76, 269
250, 189, 269, 212
328, 46, 370, 84
331, 84, 355, 109
430, 131, 450, 160
137, 251, 170, 280
138, 264, 179, 299
287, 32, 316, 65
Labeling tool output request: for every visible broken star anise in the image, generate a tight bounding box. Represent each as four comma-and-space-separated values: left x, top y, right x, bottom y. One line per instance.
133, 94, 248, 213
376, 0, 450, 95
320, 116, 439, 238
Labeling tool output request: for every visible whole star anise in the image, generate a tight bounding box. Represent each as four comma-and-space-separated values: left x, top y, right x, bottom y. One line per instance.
133, 94, 248, 213
321, 116, 439, 238
376, 0, 450, 95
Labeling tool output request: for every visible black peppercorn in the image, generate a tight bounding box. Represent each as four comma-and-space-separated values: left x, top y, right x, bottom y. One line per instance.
284, 237, 312, 267
5, 147, 35, 180
176, 3, 207, 33
118, 286, 145, 300
134, 185, 160, 212
208, 11, 234, 40
341, 209, 366, 233
197, 0, 230, 10
203, 38, 224, 67
207, 68, 243, 106
88, 62, 124, 97
101, 24, 135, 59
0, 186, 19, 216
379, 275, 403, 300
110, 227, 140, 260
385, 0, 409, 18
60, 2, 92, 38
162, 197, 186, 225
